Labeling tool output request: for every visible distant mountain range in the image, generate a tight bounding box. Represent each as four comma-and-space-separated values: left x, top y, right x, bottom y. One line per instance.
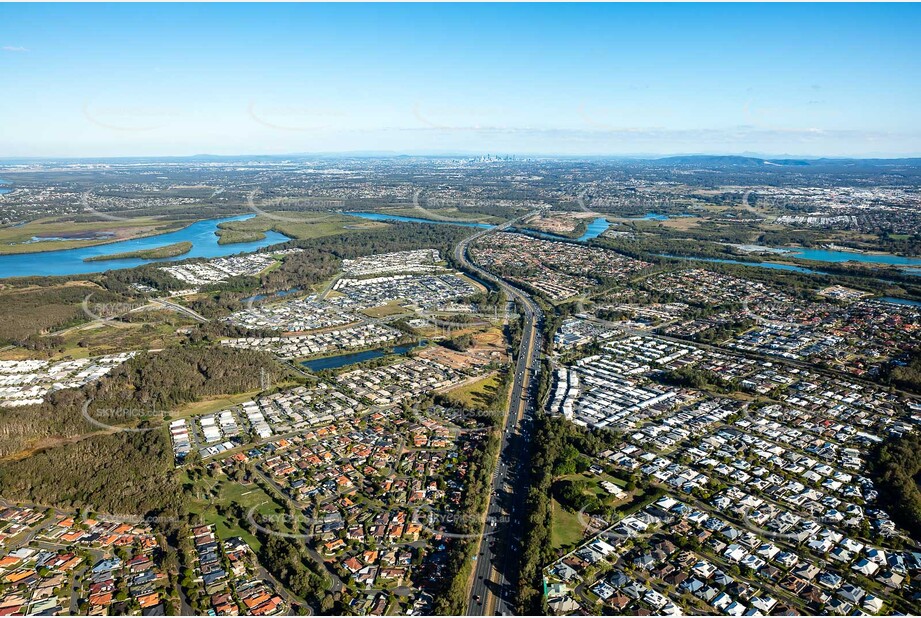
3, 153, 921, 167
653, 155, 812, 166
650, 155, 921, 167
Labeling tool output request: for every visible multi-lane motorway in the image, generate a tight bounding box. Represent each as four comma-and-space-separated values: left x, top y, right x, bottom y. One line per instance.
453, 220, 545, 616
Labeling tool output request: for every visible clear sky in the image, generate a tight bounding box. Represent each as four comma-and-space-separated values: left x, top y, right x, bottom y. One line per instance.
1, 3, 919, 158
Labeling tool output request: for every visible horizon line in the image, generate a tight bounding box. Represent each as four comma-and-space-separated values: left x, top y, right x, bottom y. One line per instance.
3, 151, 921, 163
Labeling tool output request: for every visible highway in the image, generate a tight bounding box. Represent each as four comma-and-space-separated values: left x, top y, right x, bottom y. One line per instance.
453, 219, 545, 616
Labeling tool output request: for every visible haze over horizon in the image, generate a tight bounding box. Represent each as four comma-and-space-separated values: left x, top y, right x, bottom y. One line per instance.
2, 3, 920, 158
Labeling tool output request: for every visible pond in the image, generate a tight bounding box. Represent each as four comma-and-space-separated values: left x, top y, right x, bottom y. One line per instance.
241, 287, 303, 305
0, 214, 291, 279
300, 341, 426, 372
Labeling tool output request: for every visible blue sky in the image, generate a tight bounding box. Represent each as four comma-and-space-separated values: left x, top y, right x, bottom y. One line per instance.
1, 3, 919, 158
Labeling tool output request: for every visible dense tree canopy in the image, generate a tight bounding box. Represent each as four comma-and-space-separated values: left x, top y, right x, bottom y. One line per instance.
871, 432, 921, 540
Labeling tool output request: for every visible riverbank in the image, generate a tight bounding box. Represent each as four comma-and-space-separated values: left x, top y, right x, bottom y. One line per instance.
217, 229, 267, 244
0, 215, 291, 279
84, 241, 193, 262
0, 216, 195, 255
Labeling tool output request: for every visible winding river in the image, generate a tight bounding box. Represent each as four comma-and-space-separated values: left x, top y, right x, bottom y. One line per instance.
783, 247, 921, 267
0, 215, 291, 279
2, 207, 918, 281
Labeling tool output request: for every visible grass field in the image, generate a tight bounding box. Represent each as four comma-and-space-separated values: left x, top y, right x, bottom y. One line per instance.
443, 373, 500, 408
554, 470, 637, 523
550, 498, 586, 550
256, 212, 387, 240
0, 309, 196, 361
185, 471, 290, 552
360, 301, 412, 318
54, 320, 189, 359
659, 216, 703, 231
312, 274, 340, 295
170, 389, 269, 420
216, 228, 267, 244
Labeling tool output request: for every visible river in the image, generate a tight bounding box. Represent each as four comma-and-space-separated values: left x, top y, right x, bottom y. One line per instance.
657, 254, 828, 275
880, 297, 921, 308
515, 217, 612, 242
0, 214, 290, 279
658, 253, 921, 283
4, 207, 919, 280
349, 210, 611, 243
784, 247, 921, 267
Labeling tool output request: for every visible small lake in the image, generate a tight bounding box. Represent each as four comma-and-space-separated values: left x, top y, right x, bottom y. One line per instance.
347, 212, 494, 229
301, 341, 425, 372
242, 287, 303, 305
0, 179, 11, 195
0, 214, 291, 279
